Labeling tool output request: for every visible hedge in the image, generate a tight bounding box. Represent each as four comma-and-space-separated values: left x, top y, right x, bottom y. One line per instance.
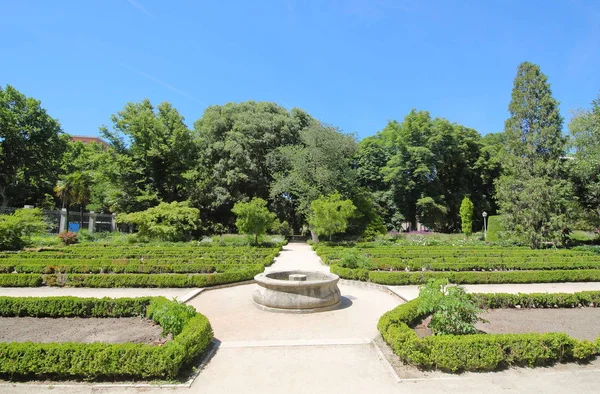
0, 296, 213, 380
378, 291, 600, 372
2, 262, 265, 274
331, 265, 600, 285
0, 273, 42, 287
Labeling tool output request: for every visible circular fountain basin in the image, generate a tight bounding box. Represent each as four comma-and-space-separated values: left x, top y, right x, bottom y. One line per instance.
253, 270, 341, 313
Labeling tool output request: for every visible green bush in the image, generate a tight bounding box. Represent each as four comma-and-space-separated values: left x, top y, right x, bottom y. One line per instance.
0, 296, 213, 380
117, 201, 200, 242
417, 278, 486, 335
337, 249, 371, 269
378, 292, 600, 372
232, 198, 277, 244
0, 208, 47, 251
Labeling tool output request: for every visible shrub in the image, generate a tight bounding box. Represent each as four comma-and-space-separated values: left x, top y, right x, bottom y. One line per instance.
486, 215, 503, 242
58, 231, 78, 245
0, 208, 47, 251
417, 278, 486, 335
308, 193, 356, 241
338, 250, 371, 269
117, 201, 200, 242
459, 197, 474, 236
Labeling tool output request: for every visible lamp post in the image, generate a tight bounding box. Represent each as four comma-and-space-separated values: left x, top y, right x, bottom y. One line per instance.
482, 211, 488, 241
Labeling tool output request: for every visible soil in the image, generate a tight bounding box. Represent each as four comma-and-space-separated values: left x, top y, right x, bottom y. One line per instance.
0, 317, 168, 344
414, 308, 600, 341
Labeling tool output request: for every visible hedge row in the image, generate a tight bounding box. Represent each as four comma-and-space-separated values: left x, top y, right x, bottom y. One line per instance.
0, 296, 213, 380
377, 292, 600, 372
366, 258, 600, 272
0, 262, 265, 274
0, 268, 260, 288
0, 296, 151, 317
331, 265, 600, 285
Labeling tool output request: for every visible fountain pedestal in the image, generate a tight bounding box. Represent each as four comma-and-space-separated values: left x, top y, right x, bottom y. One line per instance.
253, 270, 341, 313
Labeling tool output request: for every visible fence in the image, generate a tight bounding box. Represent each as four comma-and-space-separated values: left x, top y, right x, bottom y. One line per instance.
0, 207, 115, 234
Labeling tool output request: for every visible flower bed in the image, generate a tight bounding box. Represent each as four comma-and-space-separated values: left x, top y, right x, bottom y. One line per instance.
378, 291, 600, 372
0, 296, 213, 380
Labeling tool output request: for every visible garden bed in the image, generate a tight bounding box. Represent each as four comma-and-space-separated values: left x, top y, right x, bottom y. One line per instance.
0, 316, 166, 344
378, 291, 600, 373
414, 308, 600, 341
0, 296, 213, 380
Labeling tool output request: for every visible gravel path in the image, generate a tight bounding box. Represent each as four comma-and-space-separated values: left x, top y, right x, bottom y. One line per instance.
0, 317, 166, 344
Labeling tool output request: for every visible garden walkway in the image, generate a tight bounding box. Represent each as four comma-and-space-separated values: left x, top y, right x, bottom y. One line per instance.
3, 243, 600, 393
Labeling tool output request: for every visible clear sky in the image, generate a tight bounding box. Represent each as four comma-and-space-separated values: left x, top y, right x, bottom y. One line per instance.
2, 0, 599, 140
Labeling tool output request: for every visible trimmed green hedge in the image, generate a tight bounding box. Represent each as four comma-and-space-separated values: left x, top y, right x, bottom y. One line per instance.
0, 273, 42, 287
0, 296, 213, 380
331, 265, 600, 285
378, 292, 600, 372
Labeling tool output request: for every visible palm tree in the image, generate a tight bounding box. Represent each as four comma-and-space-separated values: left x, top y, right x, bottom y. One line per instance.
54, 172, 93, 231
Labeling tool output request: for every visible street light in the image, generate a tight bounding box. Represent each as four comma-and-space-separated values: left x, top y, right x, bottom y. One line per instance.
482, 211, 488, 241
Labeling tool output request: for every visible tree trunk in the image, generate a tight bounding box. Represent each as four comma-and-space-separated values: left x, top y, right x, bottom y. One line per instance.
80, 204, 84, 231
0, 186, 8, 208
310, 230, 319, 243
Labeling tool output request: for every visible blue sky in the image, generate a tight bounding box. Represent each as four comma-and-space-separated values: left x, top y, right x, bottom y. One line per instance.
2, 0, 599, 140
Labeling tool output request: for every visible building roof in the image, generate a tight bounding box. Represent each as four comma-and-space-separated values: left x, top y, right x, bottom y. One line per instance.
70, 136, 110, 148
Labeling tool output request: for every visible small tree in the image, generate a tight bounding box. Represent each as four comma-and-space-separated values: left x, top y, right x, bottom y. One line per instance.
459, 197, 474, 236
232, 198, 277, 244
308, 192, 356, 241
117, 201, 200, 242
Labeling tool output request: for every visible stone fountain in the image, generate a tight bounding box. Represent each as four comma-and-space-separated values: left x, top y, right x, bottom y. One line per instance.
253, 270, 341, 313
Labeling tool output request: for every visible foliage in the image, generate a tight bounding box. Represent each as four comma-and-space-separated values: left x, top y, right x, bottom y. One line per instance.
569, 94, 600, 228
459, 197, 474, 236
0, 85, 67, 207
100, 99, 196, 213
0, 297, 213, 380
269, 120, 358, 230
361, 214, 387, 241
191, 102, 304, 230
486, 215, 502, 242
496, 62, 571, 248
337, 249, 371, 269
232, 198, 277, 244
0, 208, 47, 251
117, 201, 200, 242
416, 196, 448, 231
378, 292, 600, 372
417, 278, 486, 335
308, 193, 356, 241
57, 231, 78, 245
271, 220, 292, 236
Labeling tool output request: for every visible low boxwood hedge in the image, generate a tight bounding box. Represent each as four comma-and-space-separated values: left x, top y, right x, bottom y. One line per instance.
0, 267, 261, 288
331, 265, 600, 285
0, 296, 213, 380
378, 291, 600, 372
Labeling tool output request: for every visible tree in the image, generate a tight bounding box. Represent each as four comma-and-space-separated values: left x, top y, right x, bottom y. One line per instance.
460, 197, 474, 236
0, 85, 67, 207
496, 62, 571, 248
308, 193, 356, 241
231, 198, 277, 244
117, 201, 200, 242
569, 94, 600, 228
100, 99, 196, 212
191, 102, 304, 230
269, 121, 358, 230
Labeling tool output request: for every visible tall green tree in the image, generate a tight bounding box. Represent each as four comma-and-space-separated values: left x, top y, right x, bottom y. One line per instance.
569, 93, 600, 227
100, 99, 195, 212
496, 62, 571, 248
269, 121, 358, 231
191, 101, 304, 230
0, 85, 67, 207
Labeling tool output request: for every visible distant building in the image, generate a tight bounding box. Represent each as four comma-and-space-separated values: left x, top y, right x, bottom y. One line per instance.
70, 136, 110, 149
